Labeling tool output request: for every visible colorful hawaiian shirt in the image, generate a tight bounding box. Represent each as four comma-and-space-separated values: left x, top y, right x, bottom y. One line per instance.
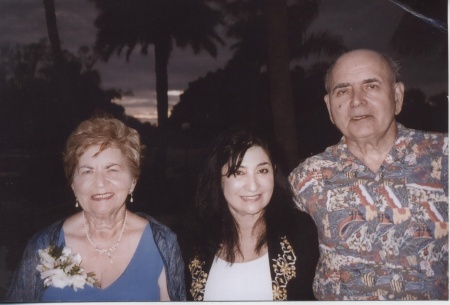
289, 123, 448, 300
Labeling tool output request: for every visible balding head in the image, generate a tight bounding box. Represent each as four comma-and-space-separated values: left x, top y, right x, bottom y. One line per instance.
324, 49, 401, 93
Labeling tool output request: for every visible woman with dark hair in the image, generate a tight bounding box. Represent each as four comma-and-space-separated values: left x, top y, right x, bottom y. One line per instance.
184, 128, 319, 301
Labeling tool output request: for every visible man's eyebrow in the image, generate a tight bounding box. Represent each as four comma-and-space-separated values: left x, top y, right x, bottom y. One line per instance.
362, 78, 380, 84
332, 78, 381, 93
332, 82, 350, 93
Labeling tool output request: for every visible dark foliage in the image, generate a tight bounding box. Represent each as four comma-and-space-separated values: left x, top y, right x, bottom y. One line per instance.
89, 0, 224, 129
390, 0, 448, 60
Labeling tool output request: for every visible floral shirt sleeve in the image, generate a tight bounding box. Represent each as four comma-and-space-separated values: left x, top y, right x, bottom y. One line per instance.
289, 124, 448, 300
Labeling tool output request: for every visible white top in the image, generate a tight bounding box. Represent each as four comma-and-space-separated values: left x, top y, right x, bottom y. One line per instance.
203, 252, 273, 301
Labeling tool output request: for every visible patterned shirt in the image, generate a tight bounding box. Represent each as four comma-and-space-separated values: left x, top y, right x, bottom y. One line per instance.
289, 123, 448, 300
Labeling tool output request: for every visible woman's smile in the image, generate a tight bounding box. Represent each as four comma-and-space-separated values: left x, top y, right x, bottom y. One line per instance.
240, 194, 262, 202
92, 193, 114, 201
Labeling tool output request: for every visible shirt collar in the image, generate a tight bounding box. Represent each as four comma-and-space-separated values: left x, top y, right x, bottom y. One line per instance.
335, 122, 409, 171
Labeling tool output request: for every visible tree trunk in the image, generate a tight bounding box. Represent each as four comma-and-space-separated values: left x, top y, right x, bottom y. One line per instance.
264, 0, 299, 172
154, 39, 171, 130
43, 0, 79, 133
153, 39, 171, 179
43, 0, 63, 66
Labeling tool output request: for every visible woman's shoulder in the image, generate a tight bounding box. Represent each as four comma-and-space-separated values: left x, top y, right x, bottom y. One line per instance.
127, 211, 151, 231
270, 206, 316, 231
291, 208, 316, 225
12, 217, 66, 270
28, 218, 65, 248
270, 209, 317, 245
134, 212, 178, 241
291, 209, 317, 236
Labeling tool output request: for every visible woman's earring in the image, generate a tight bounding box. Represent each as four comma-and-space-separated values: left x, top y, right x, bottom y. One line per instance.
75, 199, 79, 208
129, 191, 134, 203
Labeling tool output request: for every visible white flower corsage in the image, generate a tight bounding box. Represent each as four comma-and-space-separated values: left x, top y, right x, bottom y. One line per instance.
36, 245, 99, 291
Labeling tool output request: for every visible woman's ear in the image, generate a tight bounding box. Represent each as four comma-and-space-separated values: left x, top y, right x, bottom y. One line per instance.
131, 178, 137, 192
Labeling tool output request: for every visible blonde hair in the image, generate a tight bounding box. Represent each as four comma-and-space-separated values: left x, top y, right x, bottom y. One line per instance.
63, 117, 143, 183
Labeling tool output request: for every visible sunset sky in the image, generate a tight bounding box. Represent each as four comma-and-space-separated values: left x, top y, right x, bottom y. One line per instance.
0, 0, 447, 124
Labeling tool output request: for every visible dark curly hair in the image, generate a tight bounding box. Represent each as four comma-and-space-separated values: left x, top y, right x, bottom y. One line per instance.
194, 128, 296, 263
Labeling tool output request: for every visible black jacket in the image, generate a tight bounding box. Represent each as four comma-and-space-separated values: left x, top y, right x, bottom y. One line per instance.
183, 210, 319, 301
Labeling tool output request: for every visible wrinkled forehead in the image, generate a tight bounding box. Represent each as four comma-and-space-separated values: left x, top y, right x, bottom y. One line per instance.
330, 51, 392, 83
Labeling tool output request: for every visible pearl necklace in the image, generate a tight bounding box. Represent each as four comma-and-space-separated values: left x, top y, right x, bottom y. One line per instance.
83, 210, 127, 263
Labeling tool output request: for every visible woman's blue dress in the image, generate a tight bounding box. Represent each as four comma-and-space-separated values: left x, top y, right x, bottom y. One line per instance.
42, 223, 163, 301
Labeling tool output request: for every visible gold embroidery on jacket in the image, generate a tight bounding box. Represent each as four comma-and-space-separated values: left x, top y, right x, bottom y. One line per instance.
188, 236, 297, 301
272, 236, 297, 300
188, 256, 208, 301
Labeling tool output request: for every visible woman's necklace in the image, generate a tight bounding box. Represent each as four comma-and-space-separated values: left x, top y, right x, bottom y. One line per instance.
83, 210, 128, 263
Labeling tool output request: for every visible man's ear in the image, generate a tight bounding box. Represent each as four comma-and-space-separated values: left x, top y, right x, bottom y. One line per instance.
324, 94, 335, 124
394, 82, 405, 115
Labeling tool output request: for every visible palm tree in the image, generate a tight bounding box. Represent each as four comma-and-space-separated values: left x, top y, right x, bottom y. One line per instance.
89, 0, 224, 130
219, 0, 346, 170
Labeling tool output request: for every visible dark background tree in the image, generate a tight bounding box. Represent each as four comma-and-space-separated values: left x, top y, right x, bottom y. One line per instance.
390, 0, 447, 60
390, 0, 448, 132
264, 0, 299, 170
89, 0, 224, 130
88, 0, 225, 185
171, 0, 346, 171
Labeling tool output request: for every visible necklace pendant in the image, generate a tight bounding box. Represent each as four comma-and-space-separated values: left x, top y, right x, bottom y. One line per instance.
83, 210, 127, 264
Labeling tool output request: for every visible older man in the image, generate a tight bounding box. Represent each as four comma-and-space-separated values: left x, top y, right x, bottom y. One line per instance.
289, 49, 448, 300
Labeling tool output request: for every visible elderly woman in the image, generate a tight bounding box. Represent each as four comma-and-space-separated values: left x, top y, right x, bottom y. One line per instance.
184, 128, 319, 301
6, 117, 185, 302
